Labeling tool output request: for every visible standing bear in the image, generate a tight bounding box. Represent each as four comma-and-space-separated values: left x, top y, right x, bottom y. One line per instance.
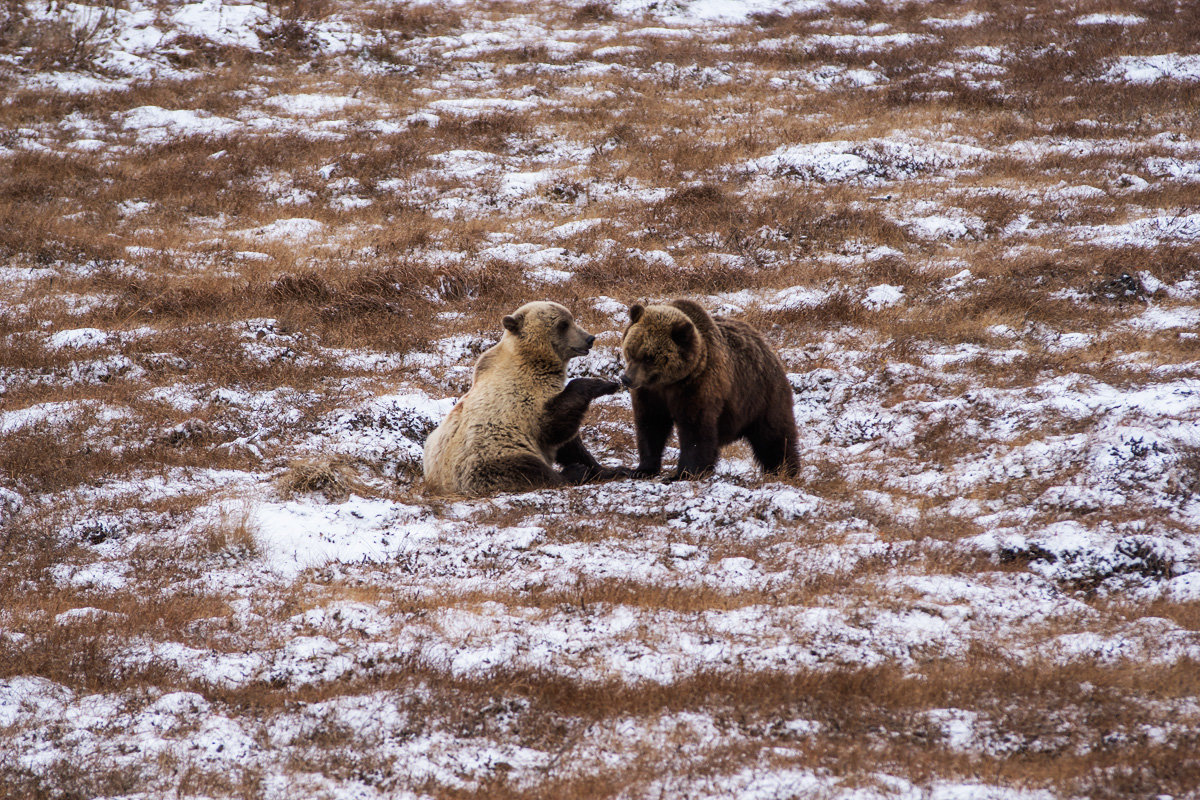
620, 299, 799, 480
423, 301, 620, 496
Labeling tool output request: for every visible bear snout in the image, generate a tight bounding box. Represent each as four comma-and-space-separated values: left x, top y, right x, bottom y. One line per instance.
620, 373, 633, 387
586, 334, 596, 347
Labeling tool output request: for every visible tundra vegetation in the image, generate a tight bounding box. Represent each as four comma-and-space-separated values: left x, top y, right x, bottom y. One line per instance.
1, 0, 1199, 798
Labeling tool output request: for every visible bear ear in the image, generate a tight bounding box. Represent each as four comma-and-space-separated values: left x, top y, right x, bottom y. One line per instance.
502, 313, 522, 334
670, 319, 694, 347
629, 303, 644, 324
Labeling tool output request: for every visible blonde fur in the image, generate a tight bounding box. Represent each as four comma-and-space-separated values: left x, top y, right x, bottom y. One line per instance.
423, 301, 594, 496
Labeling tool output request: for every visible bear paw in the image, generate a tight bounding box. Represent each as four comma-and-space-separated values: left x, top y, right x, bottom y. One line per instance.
608, 466, 657, 480
560, 463, 594, 484
566, 377, 622, 400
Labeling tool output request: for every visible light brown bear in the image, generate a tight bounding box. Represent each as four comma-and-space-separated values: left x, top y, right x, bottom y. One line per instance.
620, 298, 799, 480
423, 301, 619, 496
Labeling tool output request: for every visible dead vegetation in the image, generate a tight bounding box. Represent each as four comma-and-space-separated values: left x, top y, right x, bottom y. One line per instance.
276, 456, 367, 500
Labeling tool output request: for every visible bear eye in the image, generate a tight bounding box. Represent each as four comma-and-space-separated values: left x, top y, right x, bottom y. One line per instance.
557, 319, 569, 332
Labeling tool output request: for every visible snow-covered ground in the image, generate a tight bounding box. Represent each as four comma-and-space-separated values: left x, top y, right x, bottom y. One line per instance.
2, 0, 1199, 798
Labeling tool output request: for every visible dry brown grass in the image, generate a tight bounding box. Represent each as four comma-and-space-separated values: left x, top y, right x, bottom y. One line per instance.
81, 652, 1180, 800
0, 0, 119, 72
276, 455, 368, 500
194, 501, 261, 559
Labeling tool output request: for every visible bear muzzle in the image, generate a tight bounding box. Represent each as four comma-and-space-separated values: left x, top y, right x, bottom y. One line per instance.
571, 334, 596, 356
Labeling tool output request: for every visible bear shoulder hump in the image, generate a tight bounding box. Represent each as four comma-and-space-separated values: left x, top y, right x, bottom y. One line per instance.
670, 299, 719, 334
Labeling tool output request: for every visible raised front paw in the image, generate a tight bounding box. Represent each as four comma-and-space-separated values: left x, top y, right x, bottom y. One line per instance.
567, 377, 621, 399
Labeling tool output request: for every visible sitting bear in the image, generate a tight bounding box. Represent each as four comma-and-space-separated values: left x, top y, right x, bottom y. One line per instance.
620, 298, 799, 480
423, 301, 619, 496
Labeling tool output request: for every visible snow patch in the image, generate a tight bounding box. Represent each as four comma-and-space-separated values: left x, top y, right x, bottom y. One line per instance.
1103, 54, 1200, 85
863, 284, 904, 310
47, 327, 110, 350
119, 106, 240, 145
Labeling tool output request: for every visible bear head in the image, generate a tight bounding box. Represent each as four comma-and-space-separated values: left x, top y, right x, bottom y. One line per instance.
502, 301, 596, 366
620, 302, 707, 389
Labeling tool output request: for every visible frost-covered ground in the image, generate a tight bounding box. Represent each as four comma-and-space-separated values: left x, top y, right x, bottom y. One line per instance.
2, 0, 1200, 798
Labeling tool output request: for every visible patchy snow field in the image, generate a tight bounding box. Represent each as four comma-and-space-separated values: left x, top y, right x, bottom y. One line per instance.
2, 0, 1200, 798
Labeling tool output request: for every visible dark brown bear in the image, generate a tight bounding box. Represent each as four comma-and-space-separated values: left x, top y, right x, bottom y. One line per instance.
619, 299, 799, 480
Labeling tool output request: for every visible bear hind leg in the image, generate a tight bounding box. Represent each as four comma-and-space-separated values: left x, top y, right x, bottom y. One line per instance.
470, 453, 565, 495
745, 419, 800, 477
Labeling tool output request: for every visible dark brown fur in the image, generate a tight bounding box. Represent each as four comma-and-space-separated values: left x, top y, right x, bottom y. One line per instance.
620, 299, 799, 480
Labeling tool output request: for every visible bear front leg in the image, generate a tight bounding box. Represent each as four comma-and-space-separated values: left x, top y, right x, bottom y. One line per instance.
555, 435, 601, 469
629, 388, 674, 477
540, 378, 620, 451
673, 419, 720, 480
